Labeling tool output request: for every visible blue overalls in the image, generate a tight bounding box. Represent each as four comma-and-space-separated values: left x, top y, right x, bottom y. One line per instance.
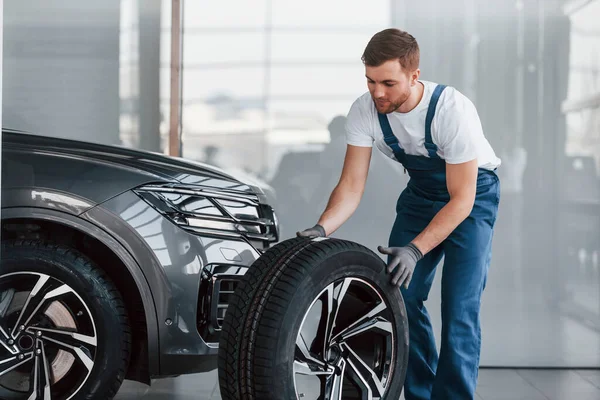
378, 85, 500, 400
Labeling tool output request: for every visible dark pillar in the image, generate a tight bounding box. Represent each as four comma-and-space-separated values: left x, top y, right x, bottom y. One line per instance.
138, 0, 162, 152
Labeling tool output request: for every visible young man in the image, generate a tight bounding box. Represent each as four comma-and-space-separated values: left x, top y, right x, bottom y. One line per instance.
297, 28, 501, 400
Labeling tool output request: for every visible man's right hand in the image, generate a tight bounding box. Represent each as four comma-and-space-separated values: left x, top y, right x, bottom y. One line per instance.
296, 224, 326, 238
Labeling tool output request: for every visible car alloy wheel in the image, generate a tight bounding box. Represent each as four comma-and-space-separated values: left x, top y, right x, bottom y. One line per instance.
1, 240, 131, 400
293, 277, 395, 399
0, 272, 97, 400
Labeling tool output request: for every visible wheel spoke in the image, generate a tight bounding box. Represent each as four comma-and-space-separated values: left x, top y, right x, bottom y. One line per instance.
0, 352, 34, 378
0, 288, 15, 318
27, 353, 38, 400
0, 323, 19, 355
324, 358, 346, 400
27, 340, 52, 400
23, 285, 74, 329
342, 343, 385, 399
331, 302, 388, 344
293, 360, 334, 376
11, 274, 51, 338
0, 290, 18, 353
296, 333, 327, 370
320, 279, 352, 357
27, 326, 97, 347
41, 341, 53, 400
337, 316, 393, 343
42, 335, 94, 371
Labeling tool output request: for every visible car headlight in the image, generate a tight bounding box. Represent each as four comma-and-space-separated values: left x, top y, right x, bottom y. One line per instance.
134, 183, 279, 248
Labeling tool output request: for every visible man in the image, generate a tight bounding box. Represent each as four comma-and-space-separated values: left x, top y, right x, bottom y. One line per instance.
297, 28, 501, 400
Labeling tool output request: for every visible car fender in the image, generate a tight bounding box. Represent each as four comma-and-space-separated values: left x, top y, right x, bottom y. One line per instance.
1, 187, 96, 215
0, 206, 160, 376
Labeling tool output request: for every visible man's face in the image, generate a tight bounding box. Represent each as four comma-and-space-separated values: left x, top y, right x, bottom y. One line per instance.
365, 59, 418, 114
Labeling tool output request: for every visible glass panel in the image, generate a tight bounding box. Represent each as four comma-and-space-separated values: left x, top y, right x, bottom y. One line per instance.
565, 34, 600, 102
565, 109, 600, 173
180, 66, 266, 147
119, 0, 139, 64
268, 65, 367, 97
270, 32, 377, 62
271, 0, 390, 27
183, 0, 267, 29
182, 66, 266, 102
183, 33, 265, 65
267, 99, 354, 132
564, 0, 600, 104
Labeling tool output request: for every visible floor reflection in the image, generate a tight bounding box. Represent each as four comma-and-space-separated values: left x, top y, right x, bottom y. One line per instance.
114, 368, 600, 400
115, 371, 221, 400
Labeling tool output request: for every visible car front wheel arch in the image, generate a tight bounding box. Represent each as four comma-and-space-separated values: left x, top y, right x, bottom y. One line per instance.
2, 217, 153, 384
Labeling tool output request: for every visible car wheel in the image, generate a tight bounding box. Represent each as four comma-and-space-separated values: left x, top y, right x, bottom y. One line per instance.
218, 237, 409, 400
0, 240, 131, 400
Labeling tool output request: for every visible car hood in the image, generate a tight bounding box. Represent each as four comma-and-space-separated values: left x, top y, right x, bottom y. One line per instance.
3, 130, 263, 197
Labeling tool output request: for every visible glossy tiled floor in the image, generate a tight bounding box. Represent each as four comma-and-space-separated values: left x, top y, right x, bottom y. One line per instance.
115, 368, 600, 400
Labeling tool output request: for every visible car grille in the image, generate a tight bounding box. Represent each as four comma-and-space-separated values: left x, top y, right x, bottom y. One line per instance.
213, 278, 239, 329
197, 270, 246, 344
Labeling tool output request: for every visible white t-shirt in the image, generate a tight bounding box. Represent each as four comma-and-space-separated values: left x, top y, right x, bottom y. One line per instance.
345, 80, 501, 170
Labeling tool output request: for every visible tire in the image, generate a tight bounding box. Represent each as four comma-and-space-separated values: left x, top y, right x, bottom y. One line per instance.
0, 240, 131, 400
218, 237, 409, 400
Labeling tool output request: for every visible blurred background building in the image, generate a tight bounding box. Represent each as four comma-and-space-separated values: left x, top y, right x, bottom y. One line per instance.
3, 0, 599, 368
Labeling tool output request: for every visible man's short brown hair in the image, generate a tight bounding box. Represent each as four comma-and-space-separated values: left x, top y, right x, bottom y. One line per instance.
361, 28, 420, 71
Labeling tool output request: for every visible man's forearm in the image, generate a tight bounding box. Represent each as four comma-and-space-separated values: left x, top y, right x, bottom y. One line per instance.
411, 199, 473, 255
317, 183, 362, 236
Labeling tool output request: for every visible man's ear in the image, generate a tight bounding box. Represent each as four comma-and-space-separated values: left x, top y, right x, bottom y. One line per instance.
411, 69, 420, 86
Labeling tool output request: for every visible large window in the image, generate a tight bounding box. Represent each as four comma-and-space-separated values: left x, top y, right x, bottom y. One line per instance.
175, 0, 391, 178
559, 0, 600, 338
563, 0, 600, 171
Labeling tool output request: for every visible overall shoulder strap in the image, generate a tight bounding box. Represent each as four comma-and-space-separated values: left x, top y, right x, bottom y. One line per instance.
424, 84, 447, 158
377, 112, 404, 160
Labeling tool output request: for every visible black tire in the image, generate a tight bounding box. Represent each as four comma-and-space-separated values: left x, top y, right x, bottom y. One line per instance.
0, 240, 131, 400
218, 237, 409, 400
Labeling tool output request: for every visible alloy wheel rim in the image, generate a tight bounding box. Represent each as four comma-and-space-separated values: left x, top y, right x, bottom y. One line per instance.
293, 277, 395, 400
0, 272, 98, 400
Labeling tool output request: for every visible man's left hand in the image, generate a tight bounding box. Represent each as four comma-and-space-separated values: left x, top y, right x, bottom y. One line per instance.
378, 243, 423, 288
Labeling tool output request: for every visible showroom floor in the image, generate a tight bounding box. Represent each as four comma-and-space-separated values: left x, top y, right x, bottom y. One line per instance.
114, 368, 600, 400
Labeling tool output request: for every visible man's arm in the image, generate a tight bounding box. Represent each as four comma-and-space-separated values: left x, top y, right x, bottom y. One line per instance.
410, 159, 478, 255
301, 144, 372, 236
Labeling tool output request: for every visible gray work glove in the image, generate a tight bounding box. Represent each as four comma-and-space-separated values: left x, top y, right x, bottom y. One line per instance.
378, 243, 423, 289
296, 224, 326, 238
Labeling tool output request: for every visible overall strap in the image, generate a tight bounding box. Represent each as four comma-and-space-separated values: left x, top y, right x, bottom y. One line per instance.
424, 84, 447, 159
377, 112, 403, 161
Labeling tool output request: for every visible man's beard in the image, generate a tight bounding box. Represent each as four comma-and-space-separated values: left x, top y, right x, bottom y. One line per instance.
373, 88, 410, 114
